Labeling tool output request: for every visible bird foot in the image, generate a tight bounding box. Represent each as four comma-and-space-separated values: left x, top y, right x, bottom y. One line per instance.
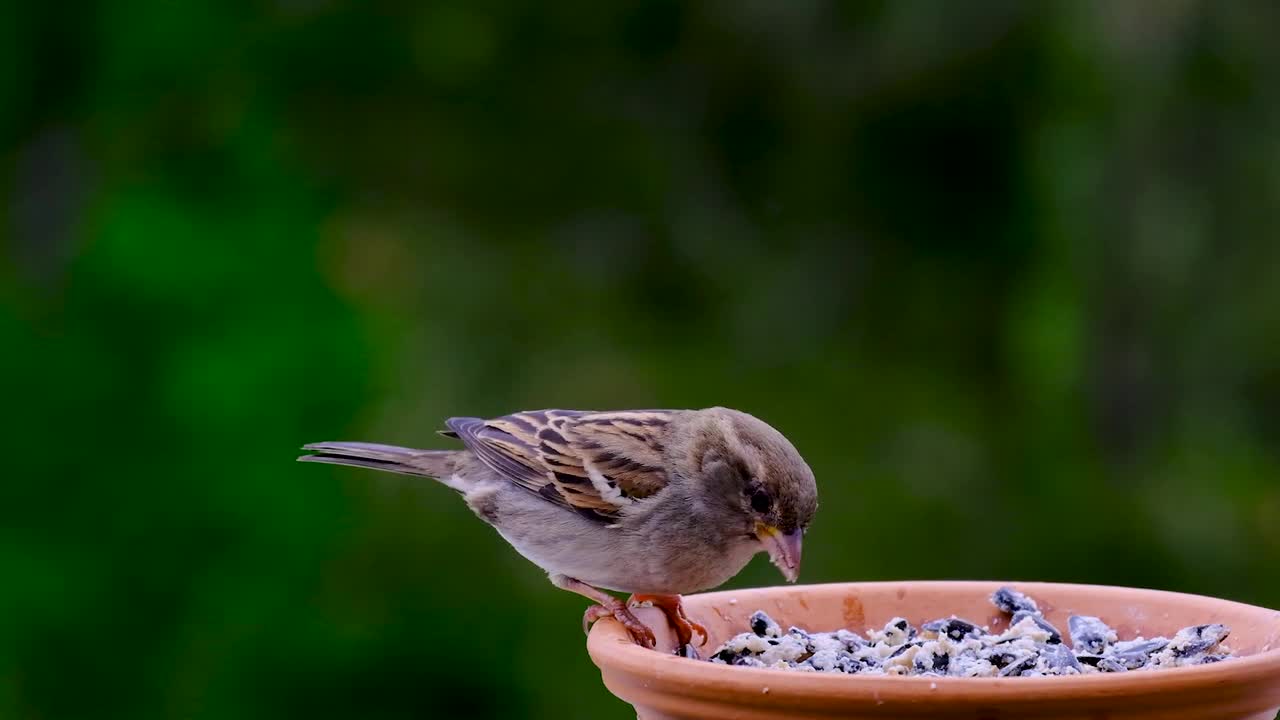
629, 593, 708, 649
582, 600, 657, 649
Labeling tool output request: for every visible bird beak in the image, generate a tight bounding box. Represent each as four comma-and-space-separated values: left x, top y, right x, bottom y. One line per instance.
755, 522, 802, 583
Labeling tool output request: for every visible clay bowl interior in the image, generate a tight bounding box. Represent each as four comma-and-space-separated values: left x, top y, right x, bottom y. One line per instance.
586, 581, 1280, 720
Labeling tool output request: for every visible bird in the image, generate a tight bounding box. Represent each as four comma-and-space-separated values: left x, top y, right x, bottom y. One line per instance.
297, 407, 818, 653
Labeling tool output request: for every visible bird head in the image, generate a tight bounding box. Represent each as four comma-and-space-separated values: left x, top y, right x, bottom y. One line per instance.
685, 407, 818, 583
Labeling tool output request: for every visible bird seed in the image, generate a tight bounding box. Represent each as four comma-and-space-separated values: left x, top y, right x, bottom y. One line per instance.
707, 587, 1234, 677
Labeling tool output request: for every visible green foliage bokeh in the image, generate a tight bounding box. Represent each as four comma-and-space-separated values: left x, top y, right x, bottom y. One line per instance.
4, 2, 1279, 718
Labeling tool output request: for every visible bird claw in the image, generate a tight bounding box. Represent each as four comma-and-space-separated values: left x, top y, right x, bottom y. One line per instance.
630, 593, 708, 648
582, 602, 657, 648
687, 618, 710, 647
582, 604, 612, 635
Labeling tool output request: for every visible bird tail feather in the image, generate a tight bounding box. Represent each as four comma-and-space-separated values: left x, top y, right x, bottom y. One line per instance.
298, 441, 457, 480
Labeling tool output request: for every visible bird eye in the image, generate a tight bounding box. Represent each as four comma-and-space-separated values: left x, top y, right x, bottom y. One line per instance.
750, 488, 772, 514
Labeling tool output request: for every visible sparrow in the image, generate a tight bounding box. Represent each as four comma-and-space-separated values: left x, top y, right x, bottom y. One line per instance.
298, 407, 818, 652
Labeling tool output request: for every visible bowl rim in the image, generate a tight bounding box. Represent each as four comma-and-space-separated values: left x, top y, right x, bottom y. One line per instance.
587, 580, 1280, 704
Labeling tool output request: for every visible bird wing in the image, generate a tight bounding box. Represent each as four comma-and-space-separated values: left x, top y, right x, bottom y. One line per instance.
444, 410, 675, 522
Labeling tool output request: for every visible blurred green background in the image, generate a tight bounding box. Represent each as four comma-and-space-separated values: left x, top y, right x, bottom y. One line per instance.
4, 1, 1280, 718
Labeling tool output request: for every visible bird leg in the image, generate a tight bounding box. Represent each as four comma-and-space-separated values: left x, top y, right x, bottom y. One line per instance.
552, 575, 657, 648
629, 593, 708, 649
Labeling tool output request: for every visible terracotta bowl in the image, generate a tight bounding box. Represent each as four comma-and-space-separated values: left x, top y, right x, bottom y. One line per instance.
586, 581, 1280, 719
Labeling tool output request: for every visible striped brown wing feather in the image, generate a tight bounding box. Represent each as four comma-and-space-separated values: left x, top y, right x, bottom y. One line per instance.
557, 411, 672, 499
443, 417, 541, 486
445, 410, 674, 521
